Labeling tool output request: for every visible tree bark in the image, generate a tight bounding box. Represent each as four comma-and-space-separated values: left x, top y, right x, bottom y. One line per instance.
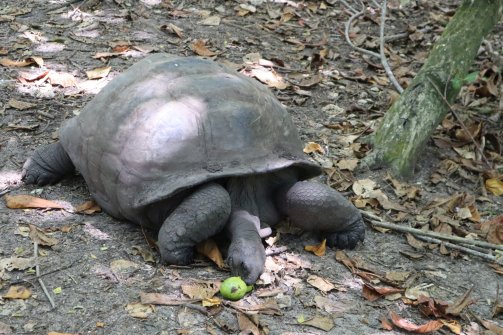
364, 0, 503, 178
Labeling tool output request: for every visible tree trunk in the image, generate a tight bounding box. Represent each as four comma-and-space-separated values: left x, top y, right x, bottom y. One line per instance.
364, 0, 503, 178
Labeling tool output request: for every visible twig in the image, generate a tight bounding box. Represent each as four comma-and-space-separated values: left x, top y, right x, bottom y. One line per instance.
9, 259, 80, 285
379, 0, 404, 93
340, 0, 358, 14
415, 235, 503, 265
265, 246, 288, 256
360, 211, 503, 251
183, 303, 208, 316
344, 10, 380, 59
34, 242, 56, 308
36, 110, 55, 119
427, 77, 491, 167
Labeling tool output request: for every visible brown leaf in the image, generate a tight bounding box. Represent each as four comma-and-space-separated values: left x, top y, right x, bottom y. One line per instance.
0, 58, 34, 67
481, 215, 503, 244
131, 246, 155, 263
0, 257, 35, 271
48, 71, 77, 87
389, 311, 443, 333
380, 316, 393, 330
486, 178, 503, 196
181, 281, 220, 300
140, 292, 197, 305
362, 283, 404, 301
445, 286, 475, 316
304, 239, 326, 256
164, 23, 184, 37
303, 142, 325, 154
85, 66, 111, 80
307, 275, 335, 292
29, 224, 58, 246
248, 67, 289, 90
417, 295, 449, 318
336, 159, 358, 171
191, 39, 217, 56
74, 200, 102, 214
3, 285, 32, 299
196, 239, 225, 268
297, 74, 322, 88
4, 194, 65, 209
480, 319, 503, 334
298, 315, 334, 331
227, 299, 281, 315
125, 302, 153, 319
406, 233, 425, 250
93, 51, 126, 59
237, 312, 259, 335
8, 98, 37, 110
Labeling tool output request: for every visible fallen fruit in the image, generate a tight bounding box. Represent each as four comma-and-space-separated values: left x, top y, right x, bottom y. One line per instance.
220, 277, 251, 300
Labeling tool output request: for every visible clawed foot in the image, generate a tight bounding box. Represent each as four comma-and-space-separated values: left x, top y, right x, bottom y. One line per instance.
22, 157, 62, 186
159, 244, 194, 265
325, 218, 365, 249
227, 238, 265, 285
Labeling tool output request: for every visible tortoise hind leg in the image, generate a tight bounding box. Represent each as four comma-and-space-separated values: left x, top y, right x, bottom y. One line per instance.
158, 182, 231, 265
275, 181, 365, 249
22, 142, 75, 186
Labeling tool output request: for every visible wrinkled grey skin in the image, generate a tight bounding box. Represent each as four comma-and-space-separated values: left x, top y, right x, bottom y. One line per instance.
22, 54, 365, 284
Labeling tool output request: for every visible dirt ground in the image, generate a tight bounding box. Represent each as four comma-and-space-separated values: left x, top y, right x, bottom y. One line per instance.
1, 1, 502, 334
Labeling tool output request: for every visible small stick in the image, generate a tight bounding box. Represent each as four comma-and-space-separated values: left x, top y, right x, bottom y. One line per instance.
36, 110, 55, 119
415, 235, 503, 265
360, 211, 503, 252
344, 10, 381, 59
265, 246, 288, 256
379, 0, 404, 93
34, 242, 56, 308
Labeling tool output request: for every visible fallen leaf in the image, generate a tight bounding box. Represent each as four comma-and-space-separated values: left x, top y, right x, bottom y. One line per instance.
362, 283, 404, 302
199, 15, 221, 26
181, 281, 220, 300
389, 311, 443, 333
0, 58, 34, 67
306, 275, 335, 292
297, 74, 322, 88
196, 239, 225, 268
336, 159, 358, 171
191, 39, 217, 56
131, 245, 155, 263
445, 286, 475, 316
74, 200, 101, 214
0, 321, 12, 334
110, 259, 139, 277
227, 299, 281, 315
4, 194, 65, 209
202, 297, 221, 307
480, 319, 503, 334
380, 316, 394, 330
303, 142, 325, 154
163, 23, 184, 37
8, 98, 37, 110
47, 332, 79, 335
417, 295, 449, 318
125, 302, 154, 319
93, 51, 126, 59
0, 257, 35, 271
85, 66, 111, 80
304, 239, 326, 256
481, 215, 503, 244
48, 71, 77, 87
248, 67, 289, 89
298, 315, 334, 331
140, 292, 197, 305
3, 285, 32, 299
237, 312, 259, 335
440, 320, 462, 334
29, 224, 58, 246
486, 178, 503, 196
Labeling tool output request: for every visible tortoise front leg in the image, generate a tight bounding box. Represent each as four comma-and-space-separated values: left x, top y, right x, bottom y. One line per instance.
22, 142, 75, 186
158, 182, 231, 265
276, 181, 365, 249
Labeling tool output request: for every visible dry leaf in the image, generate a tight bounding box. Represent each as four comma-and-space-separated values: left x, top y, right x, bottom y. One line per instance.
181, 281, 220, 300
125, 302, 153, 319
440, 320, 462, 334
306, 275, 335, 292
362, 283, 404, 302
0, 257, 35, 271
8, 98, 36, 110
481, 215, 503, 244
164, 23, 183, 37
303, 142, 325, 154
29, 224, 58, 246
196, 239, 225, 268
202, 297, 221, 307
199, 15, 221, 26
389, 311, 443, 333
237, 312, 259, 335
248, 67, 289, 89
131, 245, 155, 263
298, 315, 334, 331
486, 178, 503, 196
304, 239, 326, 256
445, 286, 475, 316
74, 200, 102, 214
3, 285, 32, 299
85, 66, 111, 80
336, 159, 358, 171
48, 332, 79, 335
0, 58, 34, 67
140, 292, 197, 305
48, 71, 77, 87
4, 194, 65, 209
227, 299, 281, 315
297, 74, 322, 88
93, 51, 126, 59
191, 39, 217, 56
480, 319, 503, 334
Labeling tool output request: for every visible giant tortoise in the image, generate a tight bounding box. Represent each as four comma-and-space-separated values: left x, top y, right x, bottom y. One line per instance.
22, 53, 365, 284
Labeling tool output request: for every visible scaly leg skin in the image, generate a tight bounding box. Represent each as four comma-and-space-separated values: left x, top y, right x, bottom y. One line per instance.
226, 210, 266, 285
22, 142, 75, 186
158, 182, 231, 265
276, 181, 365, 249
